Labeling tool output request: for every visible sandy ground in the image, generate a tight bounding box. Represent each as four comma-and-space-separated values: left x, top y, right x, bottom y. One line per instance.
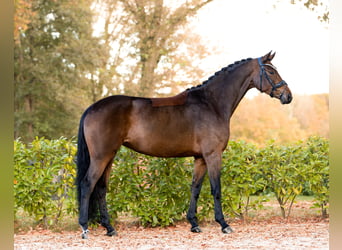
14, 217, 328, 250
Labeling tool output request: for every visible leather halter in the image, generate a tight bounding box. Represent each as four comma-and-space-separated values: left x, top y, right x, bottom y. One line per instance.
258, 57, 287, 98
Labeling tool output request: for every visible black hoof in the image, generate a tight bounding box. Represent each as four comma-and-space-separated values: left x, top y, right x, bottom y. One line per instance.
191, 226, 202, 233
106, 229, 118, 237
222, 226, 233, 234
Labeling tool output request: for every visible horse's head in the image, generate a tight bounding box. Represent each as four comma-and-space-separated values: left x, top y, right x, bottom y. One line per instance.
253, 51, 292, 104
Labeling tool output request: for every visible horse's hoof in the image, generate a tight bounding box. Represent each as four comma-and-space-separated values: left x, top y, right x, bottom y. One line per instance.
106, 230, 118, 237
222, 226, 233, 234
82, 229, 89, 239
191, 226, 202, 233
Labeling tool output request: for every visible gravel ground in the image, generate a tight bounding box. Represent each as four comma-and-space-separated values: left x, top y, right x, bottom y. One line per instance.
14, 218, 328, 250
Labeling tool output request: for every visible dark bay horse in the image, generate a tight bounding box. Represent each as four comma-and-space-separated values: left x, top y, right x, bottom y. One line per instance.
76, 51, 292, 239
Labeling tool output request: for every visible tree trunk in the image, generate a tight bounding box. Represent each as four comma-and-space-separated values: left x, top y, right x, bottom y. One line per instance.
139, 46, 160, 96
321, 202, 328, 218
24, 95, 34, 141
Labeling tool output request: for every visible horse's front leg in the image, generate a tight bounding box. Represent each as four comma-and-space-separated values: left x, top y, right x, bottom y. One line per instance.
205, 152, 233, 234
187, 157, 207, 233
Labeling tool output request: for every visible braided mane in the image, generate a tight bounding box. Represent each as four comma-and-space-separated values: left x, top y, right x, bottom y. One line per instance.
187, 57, 253, 91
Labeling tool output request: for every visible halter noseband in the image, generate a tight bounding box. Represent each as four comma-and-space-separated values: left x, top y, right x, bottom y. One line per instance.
257, 57, 287, 98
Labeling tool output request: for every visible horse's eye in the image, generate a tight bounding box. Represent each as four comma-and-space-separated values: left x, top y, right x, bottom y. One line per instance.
269, 71, 275, 75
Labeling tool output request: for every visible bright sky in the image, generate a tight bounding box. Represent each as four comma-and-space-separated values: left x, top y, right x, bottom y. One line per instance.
190, 0, 329, 96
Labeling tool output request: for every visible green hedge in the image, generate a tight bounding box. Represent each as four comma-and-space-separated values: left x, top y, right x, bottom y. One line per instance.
14, 136, 329, 227
257, 137, 329, 218
14, 137, 77, 227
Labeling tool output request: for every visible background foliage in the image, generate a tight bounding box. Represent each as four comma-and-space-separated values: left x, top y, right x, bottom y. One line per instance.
14, 137, 77, 227
230, 93, 329, 145
14, 137, 329, 228
14, 0, 108, 142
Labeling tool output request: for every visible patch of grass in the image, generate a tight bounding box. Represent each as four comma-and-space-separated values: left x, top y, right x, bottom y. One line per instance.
295, 195, 315, 201
248, 195, 322, 221
14, 210, 37, 233
15, 209, 79, 234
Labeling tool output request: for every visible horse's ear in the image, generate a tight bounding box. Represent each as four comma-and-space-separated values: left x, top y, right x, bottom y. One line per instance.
261, 51, 275, 62
269, 51, 276, 61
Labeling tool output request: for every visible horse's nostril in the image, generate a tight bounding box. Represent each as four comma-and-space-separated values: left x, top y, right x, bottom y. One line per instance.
288, 93, 293, 103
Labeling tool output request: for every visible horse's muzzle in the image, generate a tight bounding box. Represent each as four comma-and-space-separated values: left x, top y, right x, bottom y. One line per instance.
280, 92, 293, 104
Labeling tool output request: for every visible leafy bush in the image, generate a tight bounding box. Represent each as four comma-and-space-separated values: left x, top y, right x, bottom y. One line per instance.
107, 148, 192, 227
14, 136, 329, 228
14, 137, 77, 227
257, 137, 329, 218
257, 141, 308, 218
221, 140, 268, 220
303, 136, 329, 217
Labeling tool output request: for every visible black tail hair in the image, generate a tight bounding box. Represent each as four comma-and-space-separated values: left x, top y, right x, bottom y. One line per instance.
76, 108, 101, 223
76, 109, 90, 210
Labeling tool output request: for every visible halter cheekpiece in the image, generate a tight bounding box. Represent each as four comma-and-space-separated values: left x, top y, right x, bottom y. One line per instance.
257, 57, 287, 97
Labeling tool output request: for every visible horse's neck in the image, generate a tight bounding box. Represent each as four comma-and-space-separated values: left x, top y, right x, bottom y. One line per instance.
229, 74, 254, 115
205, 68, 254, 120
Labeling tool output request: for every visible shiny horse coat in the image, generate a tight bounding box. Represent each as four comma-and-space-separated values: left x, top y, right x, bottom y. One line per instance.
76, 51, 292, 238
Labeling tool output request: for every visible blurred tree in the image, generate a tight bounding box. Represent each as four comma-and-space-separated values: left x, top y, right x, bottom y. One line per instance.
290, 0, 329, 22
14, 0, 109, 142
121, 0, 214, 96
230, 94, 328, 145
86, 0, 129, 102
93, 0, 213, 97
14, 0, 36, 44
291, 94, 329, 138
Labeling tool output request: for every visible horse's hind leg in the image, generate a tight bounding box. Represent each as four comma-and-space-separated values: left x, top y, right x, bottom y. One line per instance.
97, 160, 117, 236
79, 157, 114, 239
187, 157, 207, 233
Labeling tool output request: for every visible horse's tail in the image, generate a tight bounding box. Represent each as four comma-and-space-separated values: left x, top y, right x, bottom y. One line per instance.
76, 109, 91, 212
76, 108, 103, 223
